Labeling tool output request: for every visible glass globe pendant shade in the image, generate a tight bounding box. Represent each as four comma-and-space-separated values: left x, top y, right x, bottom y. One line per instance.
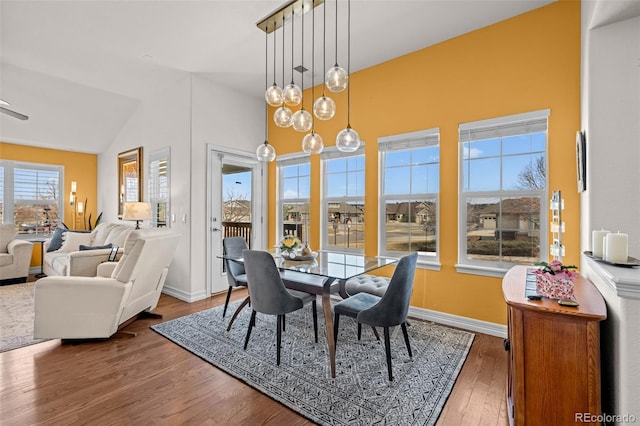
326, 66, 348, 93
291, 109, 313, 133
283, 82, 302, 106
302, 131, 324, 154
313, 95, 336, 120
274, 106, 293, 128
336, 126, 361, 152
256, 141, 276, 162
265, 84, 283, 107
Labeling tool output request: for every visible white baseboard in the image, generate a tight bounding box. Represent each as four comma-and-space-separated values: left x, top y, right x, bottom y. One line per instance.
162, 285, 208, 303
408, 305, 507, 338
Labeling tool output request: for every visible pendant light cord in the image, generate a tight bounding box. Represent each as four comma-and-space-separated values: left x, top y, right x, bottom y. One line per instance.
300, 3, 305, 110
282, 15, 286, 93
290, 7, 295, 85
272, 22, 278, 86
347, 0, 351, 127
264, 23, 269, 142
311, 1, 315, 129
334, 0, 339, 67
322, 0, 327, 94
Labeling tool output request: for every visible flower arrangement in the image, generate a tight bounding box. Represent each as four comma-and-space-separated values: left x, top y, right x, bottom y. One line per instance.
534, 260, 577, 299
280, 235, 300, 254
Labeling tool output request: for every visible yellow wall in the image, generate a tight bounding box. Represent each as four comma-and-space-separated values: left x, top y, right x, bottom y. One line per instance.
267, 1, 581, 325
0, 142, 98, 267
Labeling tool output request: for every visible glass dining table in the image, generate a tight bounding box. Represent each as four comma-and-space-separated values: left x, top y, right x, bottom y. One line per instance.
222, 250, 397, 378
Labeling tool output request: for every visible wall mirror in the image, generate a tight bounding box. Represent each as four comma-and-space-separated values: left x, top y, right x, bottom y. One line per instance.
148, 147, 171, 228
118, 147, 143, 218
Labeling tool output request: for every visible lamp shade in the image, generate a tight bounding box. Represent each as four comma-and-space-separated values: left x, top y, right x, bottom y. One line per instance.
123, 202, 152, 221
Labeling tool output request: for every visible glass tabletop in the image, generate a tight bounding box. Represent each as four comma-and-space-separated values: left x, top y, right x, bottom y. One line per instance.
223, 251, 397, 281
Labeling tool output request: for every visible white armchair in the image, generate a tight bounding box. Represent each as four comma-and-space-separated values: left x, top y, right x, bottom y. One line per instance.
0, 224, 33, 285
34, 229, 180, 339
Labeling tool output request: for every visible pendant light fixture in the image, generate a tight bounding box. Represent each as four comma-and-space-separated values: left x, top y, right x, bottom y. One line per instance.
326, 0, 348, 93
290, 3, 313, 133
274, 15, 293, 128
336, 0, 360, 152
302, 1, 324, 154
282, 6, 302, 107
264, 22, 283, 107
257, 22, 277, 162
313, 0, 336, 121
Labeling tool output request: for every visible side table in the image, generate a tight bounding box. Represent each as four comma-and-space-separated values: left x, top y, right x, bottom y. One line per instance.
30, 239, 48, 278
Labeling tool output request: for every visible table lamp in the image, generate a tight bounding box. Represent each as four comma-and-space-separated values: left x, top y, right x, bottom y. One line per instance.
123, 202, 152, 229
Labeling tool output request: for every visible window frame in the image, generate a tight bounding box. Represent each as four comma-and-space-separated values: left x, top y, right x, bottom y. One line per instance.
457, 109, 550, 277
276, 153, 311, 246
148, 147, 171, 228
378, 128, 441, 269
0, 159, 65, 235
321, 145, 366, 254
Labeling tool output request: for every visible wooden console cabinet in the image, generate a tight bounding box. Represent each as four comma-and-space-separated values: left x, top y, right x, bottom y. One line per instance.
502, 265, 606, 425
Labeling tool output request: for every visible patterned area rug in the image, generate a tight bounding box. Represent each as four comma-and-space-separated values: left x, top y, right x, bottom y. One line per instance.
0, 281, 48, 352
152, 300, 474, 425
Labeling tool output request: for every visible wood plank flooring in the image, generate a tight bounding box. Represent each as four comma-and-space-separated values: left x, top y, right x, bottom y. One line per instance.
0, 288, 508, 425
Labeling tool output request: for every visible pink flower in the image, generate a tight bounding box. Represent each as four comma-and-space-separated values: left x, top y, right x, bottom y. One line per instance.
549, 260, 563, 272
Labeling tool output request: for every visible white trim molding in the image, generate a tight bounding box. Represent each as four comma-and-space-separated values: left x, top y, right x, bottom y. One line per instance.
408, 305, 507, 338
162, 286, 208, 303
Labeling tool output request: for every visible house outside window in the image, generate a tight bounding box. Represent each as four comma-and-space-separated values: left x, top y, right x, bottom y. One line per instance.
0, 160, 63, 234
378, 128, 440, 266
321, 145, 365, 253
277, 155, 310, 244
458, 109, 549, 276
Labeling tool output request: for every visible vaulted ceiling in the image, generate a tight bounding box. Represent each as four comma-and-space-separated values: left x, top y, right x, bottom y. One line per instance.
2, 0, 565, 154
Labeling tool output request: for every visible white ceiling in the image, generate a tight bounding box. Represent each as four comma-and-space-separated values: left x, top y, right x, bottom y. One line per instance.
0, 0, 558, 154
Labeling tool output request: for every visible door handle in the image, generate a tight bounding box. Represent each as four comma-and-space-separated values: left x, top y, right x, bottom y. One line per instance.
211, 227, 221, 232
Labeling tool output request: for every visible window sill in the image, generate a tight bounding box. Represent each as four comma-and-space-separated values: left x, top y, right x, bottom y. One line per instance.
455, 263, 509, 278
417, 258, 441, 271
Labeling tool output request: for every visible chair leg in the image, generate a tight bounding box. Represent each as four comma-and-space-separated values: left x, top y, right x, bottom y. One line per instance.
333, 313, 340, 349
222, 286, 233, 317
383, 326, 393, 382
357, 323, 362, 340
312, 300, 318, 343
244, 310, 257, 350
372, 326, 381, 341
401, 322, 413, 359
276, 314, 283, 366
226, 296, 251, 332
282, 314, 285, 332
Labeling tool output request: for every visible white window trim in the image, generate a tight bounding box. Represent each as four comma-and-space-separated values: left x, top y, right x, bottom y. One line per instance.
320, 145, 365, 254
377, 128, 441, 269
276, 152, 310, 247
0, 159, 65, 232
148, 147, 170, 228
457, 109, 550, 277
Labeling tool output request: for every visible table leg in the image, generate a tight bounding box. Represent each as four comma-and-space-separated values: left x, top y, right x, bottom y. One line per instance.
322, 278, 341, 379
36, 241, 46, 278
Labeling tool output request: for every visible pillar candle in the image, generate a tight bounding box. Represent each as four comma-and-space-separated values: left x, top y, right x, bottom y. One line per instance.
592, 229, 610, 258
604, 232, 628, 264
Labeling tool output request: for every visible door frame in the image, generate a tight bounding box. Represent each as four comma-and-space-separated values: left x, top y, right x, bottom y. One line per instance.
206, 144, 267, 295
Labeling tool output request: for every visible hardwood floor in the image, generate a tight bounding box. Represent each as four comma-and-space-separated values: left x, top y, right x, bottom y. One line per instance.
0, 288, 508, 425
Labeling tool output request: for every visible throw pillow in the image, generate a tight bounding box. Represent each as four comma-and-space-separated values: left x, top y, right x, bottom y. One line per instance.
47, 227, 68, 252
59, 231, 93, 253
0, 224, 17, 254
79, 243, 113, 251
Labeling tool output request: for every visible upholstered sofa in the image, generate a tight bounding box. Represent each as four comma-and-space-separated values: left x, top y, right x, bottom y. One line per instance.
43, 223, 135, 277
34, 228, 180, 339
0, 224, 34, 284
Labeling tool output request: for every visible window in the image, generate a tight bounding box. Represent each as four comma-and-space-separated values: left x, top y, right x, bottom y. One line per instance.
277, 155, 310, 243
378, 129, 439, 264
0, 160, 63, 234
458, 109, 549, 276
148, 148, 170, 228
321, 145, 365, 252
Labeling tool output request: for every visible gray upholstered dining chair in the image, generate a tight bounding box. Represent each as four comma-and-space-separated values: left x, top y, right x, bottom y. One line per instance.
242, 249, 318, 366
333, 252, 418, 381
222, 237, 249, 318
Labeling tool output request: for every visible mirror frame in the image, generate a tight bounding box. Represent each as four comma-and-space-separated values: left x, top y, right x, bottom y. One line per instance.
118, 147, 143, 218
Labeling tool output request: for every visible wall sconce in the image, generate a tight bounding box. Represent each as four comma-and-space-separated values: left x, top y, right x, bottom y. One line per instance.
123, 202, 152, 230
70, 181, 77, 205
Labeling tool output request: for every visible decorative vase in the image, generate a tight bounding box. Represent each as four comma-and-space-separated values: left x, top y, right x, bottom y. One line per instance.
535, 272, 575, 299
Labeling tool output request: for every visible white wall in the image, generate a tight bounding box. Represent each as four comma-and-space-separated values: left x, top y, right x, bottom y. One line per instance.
98, 73, 192, 295
189, 75, 263, 299
98, 73, 263, 301
581, 2, 640, 420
